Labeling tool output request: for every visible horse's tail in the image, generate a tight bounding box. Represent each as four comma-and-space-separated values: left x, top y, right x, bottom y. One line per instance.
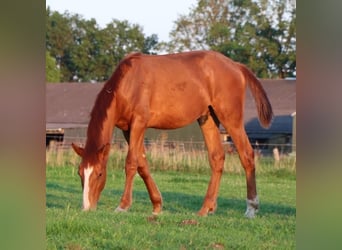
237, 63, 273, 128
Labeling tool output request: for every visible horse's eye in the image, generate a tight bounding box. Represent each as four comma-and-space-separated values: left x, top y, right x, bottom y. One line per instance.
98, 172, 102, 177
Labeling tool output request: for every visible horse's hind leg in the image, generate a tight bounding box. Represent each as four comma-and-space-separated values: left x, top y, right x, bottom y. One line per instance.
220, 117, 259, 218
197, 113, 225, 216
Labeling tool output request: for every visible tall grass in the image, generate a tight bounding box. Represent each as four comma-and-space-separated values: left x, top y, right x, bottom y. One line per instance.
46, 140, 296, 177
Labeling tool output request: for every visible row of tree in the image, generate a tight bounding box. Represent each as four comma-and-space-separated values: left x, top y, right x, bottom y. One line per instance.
46, 0, 296, 82
46, 7, 158, 82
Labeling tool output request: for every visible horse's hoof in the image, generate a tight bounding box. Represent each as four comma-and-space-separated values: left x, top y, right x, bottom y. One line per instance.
115, 206, 128, 213
197, 208, 209, 217
244, 207, 258, 218
244, 196, 259, 218
152, 204, 162, 215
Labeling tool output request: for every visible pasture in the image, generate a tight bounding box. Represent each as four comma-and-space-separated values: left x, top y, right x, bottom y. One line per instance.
46, 147, 295, 249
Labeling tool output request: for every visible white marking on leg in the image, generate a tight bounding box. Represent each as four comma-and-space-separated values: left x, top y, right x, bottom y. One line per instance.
115, 206, 128, 212
245, 195, 259, 218
83, 167, 93, 210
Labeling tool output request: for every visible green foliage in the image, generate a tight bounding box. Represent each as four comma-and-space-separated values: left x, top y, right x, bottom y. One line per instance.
45, 51, 61, 83
143, 34, 159, 54
46, 1, 296, 81
166, 0, 296, 78
46, 162, 295, 249
46, 7, 158, 82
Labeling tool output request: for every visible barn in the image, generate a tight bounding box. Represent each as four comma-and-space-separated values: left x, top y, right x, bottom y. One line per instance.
46, 79, 296, 154
220, 79, 296, 155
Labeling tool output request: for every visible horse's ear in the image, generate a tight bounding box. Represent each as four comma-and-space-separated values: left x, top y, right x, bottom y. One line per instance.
71, 143, 84, 157
98, 143, 111, 160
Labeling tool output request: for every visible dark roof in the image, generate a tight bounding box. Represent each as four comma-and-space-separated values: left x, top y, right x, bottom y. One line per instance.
46, 79, 296, 135
46, 82, 104, 129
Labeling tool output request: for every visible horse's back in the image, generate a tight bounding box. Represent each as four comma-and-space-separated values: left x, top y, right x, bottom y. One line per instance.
121, 50, 243, 94
115, 51, 246, 129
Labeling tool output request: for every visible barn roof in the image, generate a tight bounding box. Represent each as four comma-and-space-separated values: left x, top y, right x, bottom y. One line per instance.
46, 82, 103, 129
46, 79, 296, 136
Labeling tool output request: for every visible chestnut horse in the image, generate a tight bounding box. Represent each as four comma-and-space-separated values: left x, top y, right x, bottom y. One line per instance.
72, 50, 273, 218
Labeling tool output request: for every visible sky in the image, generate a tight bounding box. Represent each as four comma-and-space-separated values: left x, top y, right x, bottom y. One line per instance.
46, 0, 198, 42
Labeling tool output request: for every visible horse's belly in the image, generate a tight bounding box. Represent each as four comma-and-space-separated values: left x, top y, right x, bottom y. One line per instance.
147, 106, 206, 129
146, 83, 210, 129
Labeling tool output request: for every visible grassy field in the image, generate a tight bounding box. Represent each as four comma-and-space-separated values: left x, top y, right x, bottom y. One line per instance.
46, 148, 296, 249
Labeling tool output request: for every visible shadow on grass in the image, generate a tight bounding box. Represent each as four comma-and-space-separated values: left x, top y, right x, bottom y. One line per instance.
106, 189, 296, 217
46, 183, 295, 217
46, 182, 81, 209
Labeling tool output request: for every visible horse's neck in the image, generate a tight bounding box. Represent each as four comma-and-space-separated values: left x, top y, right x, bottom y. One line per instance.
86, 103, 116, 151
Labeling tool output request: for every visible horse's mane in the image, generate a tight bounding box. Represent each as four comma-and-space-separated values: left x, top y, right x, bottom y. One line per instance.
85, 53, 141, 155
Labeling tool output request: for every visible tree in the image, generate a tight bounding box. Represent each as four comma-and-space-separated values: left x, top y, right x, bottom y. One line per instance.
46, 8, 159, 82
64, 15, 104, 82
46, 8, 74, 81
165, 0, 296, 78
166, 0, 231, 52
98, 19, 146, 79
142, 34, 159, 54
46, 51, 61, 82
251, 0, 296, 78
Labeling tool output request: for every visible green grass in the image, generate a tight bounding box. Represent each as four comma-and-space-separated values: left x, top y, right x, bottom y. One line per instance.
46, 150, 295, 250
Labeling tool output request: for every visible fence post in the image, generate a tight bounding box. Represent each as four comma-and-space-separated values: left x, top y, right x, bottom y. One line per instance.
273, 147, 280, 165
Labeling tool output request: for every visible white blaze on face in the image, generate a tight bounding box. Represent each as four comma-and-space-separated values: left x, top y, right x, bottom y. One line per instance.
83, 167, 94, 210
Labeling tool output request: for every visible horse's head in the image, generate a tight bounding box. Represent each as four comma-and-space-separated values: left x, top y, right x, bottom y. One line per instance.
71, 143, 111, 211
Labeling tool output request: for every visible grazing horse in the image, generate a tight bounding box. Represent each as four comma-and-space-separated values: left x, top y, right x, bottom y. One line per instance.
72, 50, 273, 218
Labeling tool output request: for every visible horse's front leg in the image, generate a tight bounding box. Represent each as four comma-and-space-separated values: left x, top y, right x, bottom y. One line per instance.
137, 156, 163, 215
115, 149, 137, 212
116, 118, 162, 214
